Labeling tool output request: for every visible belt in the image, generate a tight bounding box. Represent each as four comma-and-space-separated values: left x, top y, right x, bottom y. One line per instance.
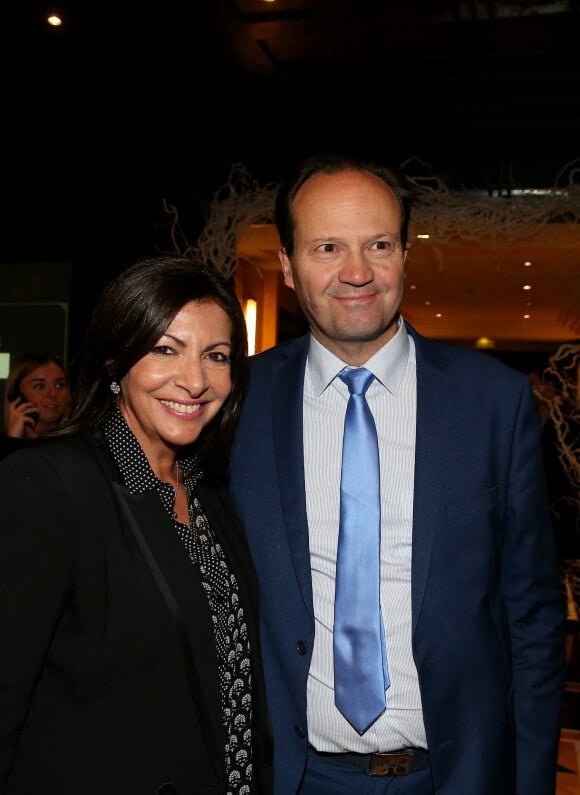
308, 746, 430, 776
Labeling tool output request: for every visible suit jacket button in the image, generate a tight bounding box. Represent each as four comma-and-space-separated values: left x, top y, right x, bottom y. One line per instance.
296, 640, 307, 654
295, 724, 306, 739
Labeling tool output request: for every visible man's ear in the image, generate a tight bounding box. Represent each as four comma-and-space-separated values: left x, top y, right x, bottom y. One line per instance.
279, 247, 295, 289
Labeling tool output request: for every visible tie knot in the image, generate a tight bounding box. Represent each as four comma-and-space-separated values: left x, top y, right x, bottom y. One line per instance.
339, 367, 374, 396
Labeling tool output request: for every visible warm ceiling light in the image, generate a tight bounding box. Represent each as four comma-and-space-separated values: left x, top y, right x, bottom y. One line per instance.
523, 313, 531, 319
524, 260, 532, 267
416, 234, 430, 239
47, 14, 62, 25
522, 284, 532, 290
409, 284, 417, 290
476, 337, 495, 349
435, 313, 442, 318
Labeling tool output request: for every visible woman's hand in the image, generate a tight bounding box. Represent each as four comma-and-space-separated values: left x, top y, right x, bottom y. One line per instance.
5, 398, 39, 438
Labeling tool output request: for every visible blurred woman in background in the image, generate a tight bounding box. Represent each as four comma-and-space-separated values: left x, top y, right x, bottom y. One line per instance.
1, 352, 70, 459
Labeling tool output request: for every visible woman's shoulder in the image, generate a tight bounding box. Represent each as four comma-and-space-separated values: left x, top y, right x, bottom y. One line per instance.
0, 434, 112, 480
0, 432, 35, 461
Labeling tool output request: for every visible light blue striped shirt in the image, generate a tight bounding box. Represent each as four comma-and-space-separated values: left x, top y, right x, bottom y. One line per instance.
304, 318, 428, 752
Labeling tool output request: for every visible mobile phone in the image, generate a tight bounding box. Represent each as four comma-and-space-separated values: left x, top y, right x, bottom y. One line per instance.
8, 387, 39, 423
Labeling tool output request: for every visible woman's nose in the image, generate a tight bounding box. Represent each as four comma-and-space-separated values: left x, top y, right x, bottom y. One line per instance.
175, 356, 209, 396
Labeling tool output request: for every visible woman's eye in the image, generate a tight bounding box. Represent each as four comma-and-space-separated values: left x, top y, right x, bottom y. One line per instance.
204, 351, 231, 367
151, 345, 173, 355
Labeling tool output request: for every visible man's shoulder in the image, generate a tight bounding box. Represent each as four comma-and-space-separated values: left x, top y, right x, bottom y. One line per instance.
249, 334, 309, 370
409, 325, 527, 384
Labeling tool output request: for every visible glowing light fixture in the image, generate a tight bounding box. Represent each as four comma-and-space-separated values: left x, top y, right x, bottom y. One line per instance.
475, 337, 495, 350
47, 14, 62, 25
245, 298, 257, 356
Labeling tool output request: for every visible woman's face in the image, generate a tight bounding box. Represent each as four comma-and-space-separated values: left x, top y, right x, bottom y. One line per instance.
18, 362, 70, 429
118, 300, 233, 463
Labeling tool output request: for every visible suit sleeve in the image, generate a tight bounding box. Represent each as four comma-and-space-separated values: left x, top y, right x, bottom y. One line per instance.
501, 379, 567, 793
0, 448, 77, 788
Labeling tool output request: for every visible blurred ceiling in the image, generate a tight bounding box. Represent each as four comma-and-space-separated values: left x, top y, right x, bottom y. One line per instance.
4, 0, 580, 348
13, 0, 580, 185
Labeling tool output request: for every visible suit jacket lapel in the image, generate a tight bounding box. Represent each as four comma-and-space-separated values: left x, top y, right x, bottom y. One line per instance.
271, 337, 315, 616
409, 326, 455, 633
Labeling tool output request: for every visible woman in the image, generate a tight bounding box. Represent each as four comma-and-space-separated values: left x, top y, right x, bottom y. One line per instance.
1, 352, 70, 458
0, 255, 273, 795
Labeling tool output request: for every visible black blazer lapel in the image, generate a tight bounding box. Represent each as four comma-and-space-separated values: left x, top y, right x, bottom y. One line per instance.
111, 483, 225, 783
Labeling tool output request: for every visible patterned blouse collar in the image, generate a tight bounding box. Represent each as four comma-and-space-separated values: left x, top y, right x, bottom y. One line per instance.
101, 404, 199, 498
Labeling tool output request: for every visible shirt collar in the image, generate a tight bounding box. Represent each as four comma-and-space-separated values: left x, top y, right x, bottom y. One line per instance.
306, 316, 410, 397
101, 404, 198, 496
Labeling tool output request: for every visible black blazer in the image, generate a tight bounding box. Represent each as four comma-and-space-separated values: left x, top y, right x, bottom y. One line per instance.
0, 436, 273, 795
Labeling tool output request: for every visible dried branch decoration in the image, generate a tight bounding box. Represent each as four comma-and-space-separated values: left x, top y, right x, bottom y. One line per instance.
166, 159, 580, 280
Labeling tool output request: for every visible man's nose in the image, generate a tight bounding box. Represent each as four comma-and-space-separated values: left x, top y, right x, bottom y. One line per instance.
338, 252, 374, 285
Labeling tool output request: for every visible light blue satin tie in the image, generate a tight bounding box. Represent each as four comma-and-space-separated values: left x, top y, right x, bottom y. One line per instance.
334, 367, 389, 734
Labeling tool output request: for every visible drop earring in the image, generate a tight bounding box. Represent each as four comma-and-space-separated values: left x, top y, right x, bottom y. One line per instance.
110, 381, 121, 395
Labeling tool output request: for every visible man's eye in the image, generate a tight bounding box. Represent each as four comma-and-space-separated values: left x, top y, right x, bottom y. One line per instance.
317, 243, 338, 254
374, 241, 393, 252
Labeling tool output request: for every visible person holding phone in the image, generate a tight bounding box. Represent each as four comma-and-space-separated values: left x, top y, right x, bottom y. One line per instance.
1, 352, 70, 459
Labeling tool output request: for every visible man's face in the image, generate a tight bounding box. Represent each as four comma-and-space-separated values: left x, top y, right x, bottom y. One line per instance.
279, 170, 407, 365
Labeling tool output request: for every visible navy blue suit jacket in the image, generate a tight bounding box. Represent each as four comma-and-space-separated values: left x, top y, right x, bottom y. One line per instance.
229, 323, 566, 795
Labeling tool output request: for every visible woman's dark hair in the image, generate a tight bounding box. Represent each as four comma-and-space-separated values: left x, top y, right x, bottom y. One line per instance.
63, 255, 248, 484
275, 152, 414, 258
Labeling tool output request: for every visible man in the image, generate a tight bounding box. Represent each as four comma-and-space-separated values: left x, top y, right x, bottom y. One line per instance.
229, 153, 566, 794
